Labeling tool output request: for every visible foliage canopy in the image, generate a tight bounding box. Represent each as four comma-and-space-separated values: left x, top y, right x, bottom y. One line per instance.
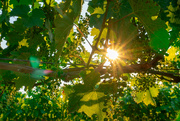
0, 0, 180, 120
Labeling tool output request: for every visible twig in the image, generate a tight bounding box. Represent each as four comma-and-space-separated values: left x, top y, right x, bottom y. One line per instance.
74, 24, 92, 47
86, 0, 111, 68
69, 55, 86, 65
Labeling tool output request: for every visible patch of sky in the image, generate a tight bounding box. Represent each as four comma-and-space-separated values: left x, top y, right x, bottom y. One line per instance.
1, 38, 8, 49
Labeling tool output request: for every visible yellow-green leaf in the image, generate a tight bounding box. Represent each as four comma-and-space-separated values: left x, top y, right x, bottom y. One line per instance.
18, 39, 29, 48
149, 86, 159, 97
143, 90, 156, 106
91, 7, 105, 15
165, 46, 179, 61
78, 91, 107, 121
134, 91, 144, 103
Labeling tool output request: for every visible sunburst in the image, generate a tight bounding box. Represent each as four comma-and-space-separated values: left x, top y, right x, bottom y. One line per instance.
106, 48, 119, 60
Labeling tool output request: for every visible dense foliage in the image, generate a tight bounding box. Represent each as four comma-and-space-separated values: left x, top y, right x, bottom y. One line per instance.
0, 0, 180, 120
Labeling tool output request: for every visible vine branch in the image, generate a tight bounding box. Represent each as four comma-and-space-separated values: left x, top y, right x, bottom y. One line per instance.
86, 0, 111, 68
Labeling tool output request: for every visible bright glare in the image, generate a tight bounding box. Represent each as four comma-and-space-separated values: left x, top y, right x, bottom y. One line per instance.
106, 48, 119, 60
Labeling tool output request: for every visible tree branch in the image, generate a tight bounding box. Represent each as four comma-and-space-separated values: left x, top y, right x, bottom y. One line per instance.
148, 70, 180, 83
0, 54, 172, 85
0, 62, 82, 81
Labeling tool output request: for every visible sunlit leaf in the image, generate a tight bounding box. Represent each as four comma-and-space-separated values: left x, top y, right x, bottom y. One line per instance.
149, 86, 159, 97
78, 91, 107, 121
143, 90, 156, 106
133, 91, 144, 103
18, 39, 29, 48
91, 7, 105, 15
165, 46, 179, 61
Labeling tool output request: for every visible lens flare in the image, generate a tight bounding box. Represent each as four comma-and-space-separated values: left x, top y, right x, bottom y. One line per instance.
106, 48, 119, 60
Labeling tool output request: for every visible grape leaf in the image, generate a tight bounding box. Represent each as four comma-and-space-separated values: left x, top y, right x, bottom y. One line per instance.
24, 8, 45, 27
128, 0, 170, 52
10, 0, 32, 6
176, 111, 180, 121
133, 91, 144, 103
149, 86, 159, 97
109, 0, 137, 44
80, 70, 100, 90
10, 5, 30, 17
78, 91, 107, 121
149, 28, 170, 52
165, 46, 178, 61
0, 1, 2, 8
143, 90, 156, 106
54, 0, 82, 57
153, 0, 171, 10
15, 72, 36, 90
133, 86, 159, 106
18, 39, 29, 48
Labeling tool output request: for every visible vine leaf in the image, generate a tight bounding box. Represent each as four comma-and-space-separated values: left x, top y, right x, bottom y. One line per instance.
10, 0, 32, 6
15, 72, 36, 90
133, 86, 159, 106
25, 8, 45, 27
133, 91, 144, 103
10, 5, 30, 17
80, 70, 101, 90
143, 90, 156, 106
149, 86, 159, 97
78, 91, 107, 121
91, 28, 107, 46
165, 46, 178, 61
54, 0, 82, 57
68, 70, 108, 120
109, 0, 137, 44
128, 0, 170, 52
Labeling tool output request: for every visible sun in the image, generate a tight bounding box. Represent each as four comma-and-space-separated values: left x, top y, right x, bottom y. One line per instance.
106, 48, 119, 60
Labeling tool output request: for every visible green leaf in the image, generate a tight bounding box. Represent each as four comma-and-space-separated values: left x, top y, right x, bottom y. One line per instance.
54, 0, 83, 57
24, 8, 45, 27
176, 111, 180, 121
10, 0, 32, 6
78, 91, 107, 121
10, 5, 30, 17
30, 56, 40, 68
150, 28, 170, 52
0, 1, 2, 8
109, 0, 137, 44
54, 14, 73, 56
128, 0, 170, 52
80, 70, 101, 90
15, 72, 36, 90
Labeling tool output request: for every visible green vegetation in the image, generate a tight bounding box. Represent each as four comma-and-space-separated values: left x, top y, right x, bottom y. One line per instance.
0, 0, 180, 120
